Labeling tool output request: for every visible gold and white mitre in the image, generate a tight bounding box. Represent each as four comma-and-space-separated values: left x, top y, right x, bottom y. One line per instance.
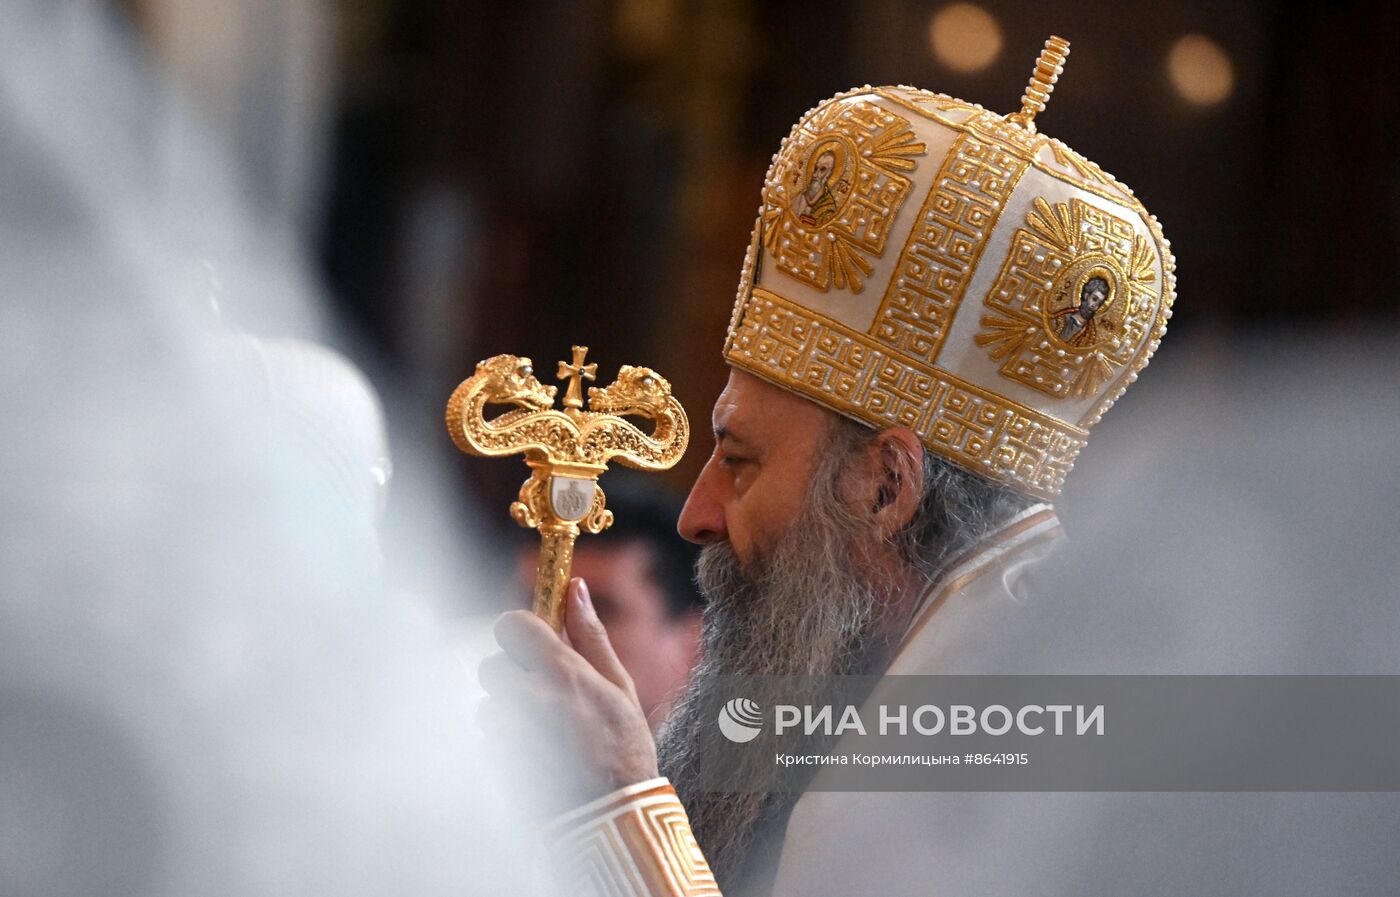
725, 37, 1175, 499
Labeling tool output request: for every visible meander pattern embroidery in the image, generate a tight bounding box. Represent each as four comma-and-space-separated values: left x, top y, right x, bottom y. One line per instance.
728, 288, 1087, 499
870, 131, 1028, 364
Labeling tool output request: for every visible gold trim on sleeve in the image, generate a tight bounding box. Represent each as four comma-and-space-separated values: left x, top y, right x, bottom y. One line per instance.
544, 779, 721, 897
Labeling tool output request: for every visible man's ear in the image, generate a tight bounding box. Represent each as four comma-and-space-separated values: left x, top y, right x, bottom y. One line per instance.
868, 427, 924, 539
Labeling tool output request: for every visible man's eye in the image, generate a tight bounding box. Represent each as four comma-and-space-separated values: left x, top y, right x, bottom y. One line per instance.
718, 455, 749, 469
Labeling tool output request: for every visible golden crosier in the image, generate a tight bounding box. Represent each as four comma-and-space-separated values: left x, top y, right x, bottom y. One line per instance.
445, 346, 690, 631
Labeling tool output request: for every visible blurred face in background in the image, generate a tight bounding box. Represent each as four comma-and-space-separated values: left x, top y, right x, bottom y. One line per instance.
516, 539, 701, 729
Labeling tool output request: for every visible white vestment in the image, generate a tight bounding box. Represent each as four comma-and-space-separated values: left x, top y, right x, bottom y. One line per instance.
768, 504, 1077, 897
547, 503, 1398, 896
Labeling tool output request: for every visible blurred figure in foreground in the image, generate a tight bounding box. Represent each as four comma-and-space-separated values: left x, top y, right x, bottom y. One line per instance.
516, 479, 702, 729
0, 5, 540, 896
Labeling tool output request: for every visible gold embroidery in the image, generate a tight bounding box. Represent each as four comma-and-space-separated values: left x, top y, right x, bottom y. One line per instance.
548, 783, 720, 897
870, 131, 1028, 364
965, 109, 1043, 156
873, 86, 981, 129
875, 87, 1142, 210
1034, 137, 1138, 208
727, 288, 1087, 500
1081, 207, 1175, 427
976, 197, 1159, 400
762, 97, 926, 294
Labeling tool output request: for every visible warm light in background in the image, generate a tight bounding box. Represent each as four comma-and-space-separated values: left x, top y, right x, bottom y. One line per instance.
928, 3, 1002, 74
1167, 34, 1234, 106
614, 0, 676, 60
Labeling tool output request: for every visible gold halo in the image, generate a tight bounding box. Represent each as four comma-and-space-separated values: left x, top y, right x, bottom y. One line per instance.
790, 135, 857, 225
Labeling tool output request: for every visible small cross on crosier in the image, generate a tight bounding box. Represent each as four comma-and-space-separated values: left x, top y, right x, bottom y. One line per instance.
557, 345, 597, 412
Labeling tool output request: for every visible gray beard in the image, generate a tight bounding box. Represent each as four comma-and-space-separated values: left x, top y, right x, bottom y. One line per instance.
655, 489, 893, 894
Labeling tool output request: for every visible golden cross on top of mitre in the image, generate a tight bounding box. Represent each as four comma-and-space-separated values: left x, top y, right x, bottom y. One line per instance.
445, 346, 690, 630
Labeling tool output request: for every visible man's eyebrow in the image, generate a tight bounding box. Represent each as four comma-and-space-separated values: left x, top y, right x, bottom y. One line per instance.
713, 425, 752, 449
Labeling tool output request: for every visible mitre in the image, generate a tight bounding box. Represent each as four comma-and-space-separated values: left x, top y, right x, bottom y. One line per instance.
724, 37, 1175, 500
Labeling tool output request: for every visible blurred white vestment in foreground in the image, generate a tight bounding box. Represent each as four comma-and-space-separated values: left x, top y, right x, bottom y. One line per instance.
0, 4, 548, 895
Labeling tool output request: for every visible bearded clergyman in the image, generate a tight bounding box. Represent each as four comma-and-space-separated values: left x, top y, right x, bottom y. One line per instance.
479, 37, 1175, 897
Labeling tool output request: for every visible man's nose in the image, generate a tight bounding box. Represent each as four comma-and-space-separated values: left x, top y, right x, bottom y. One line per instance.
678, 458, 726, 545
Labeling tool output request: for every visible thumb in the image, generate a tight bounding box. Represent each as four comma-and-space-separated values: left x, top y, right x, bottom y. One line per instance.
564, 578, 633, 693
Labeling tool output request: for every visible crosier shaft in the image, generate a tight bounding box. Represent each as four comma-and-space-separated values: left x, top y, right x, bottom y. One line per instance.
532, 524, 578, 632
